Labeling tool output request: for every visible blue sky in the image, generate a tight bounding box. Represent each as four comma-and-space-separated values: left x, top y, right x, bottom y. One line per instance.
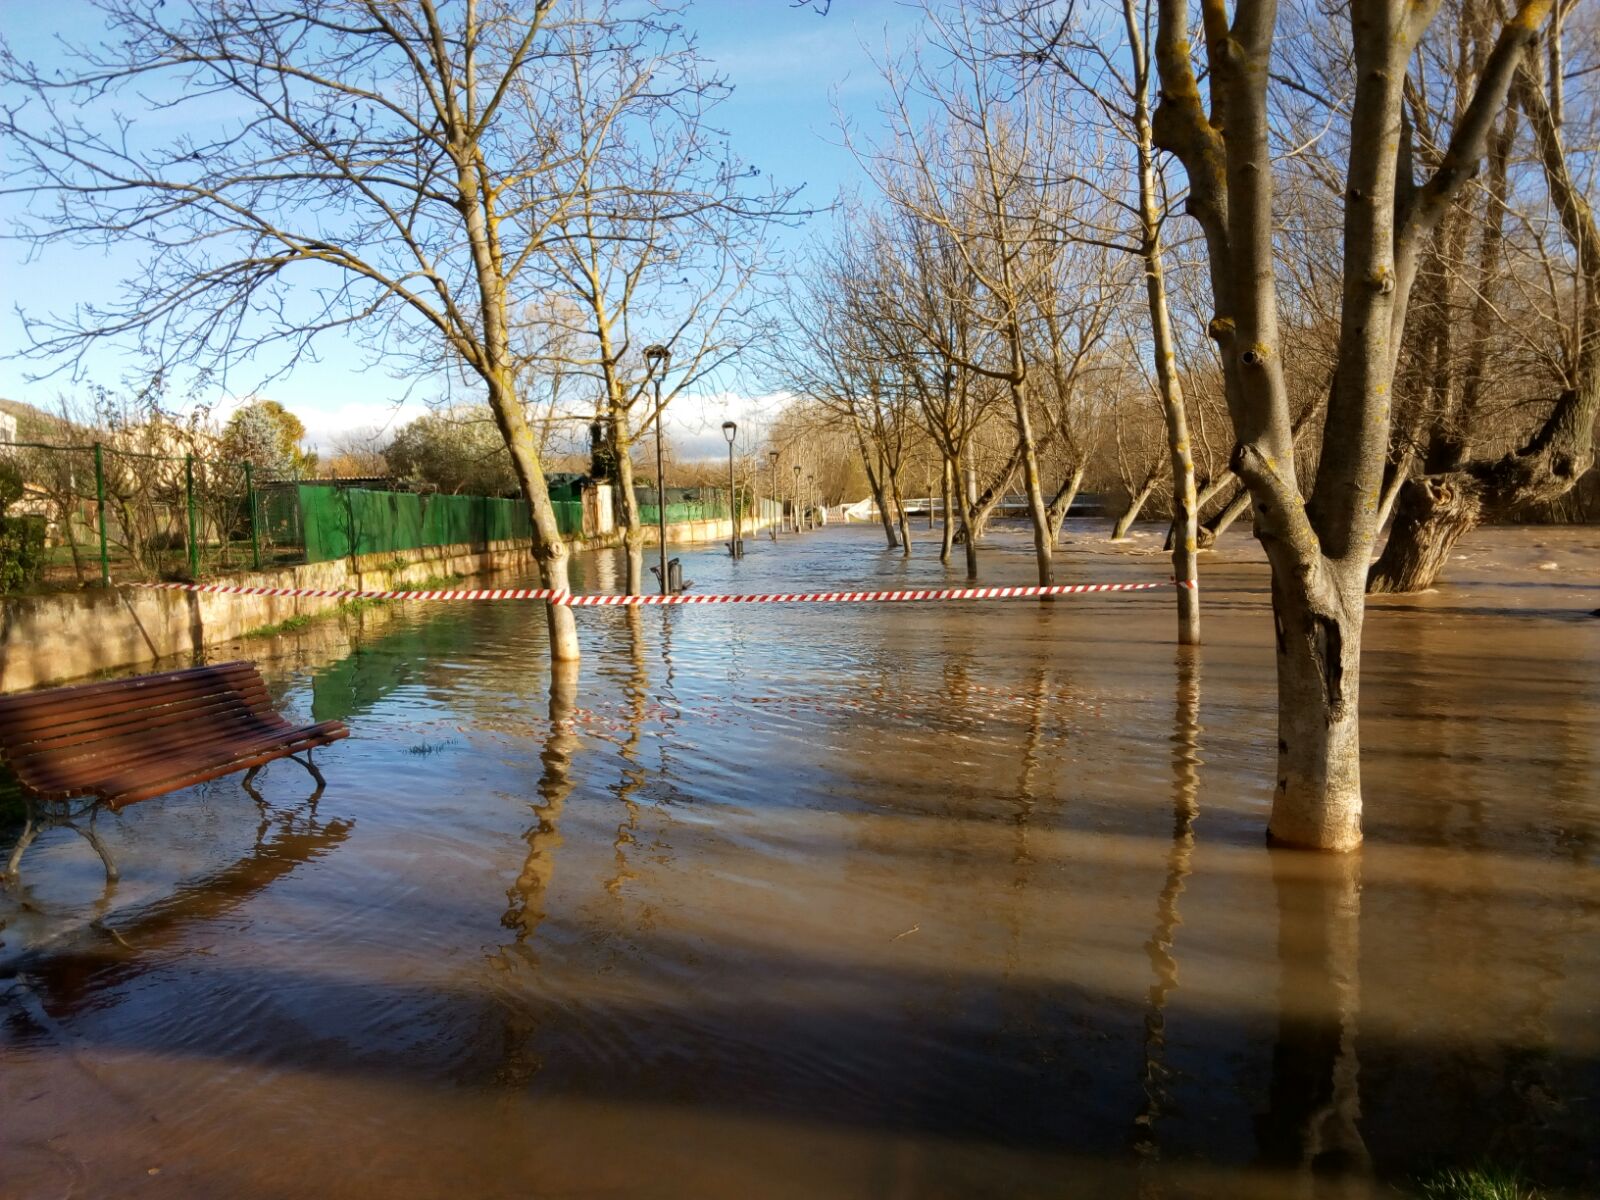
0, 0, 927, 456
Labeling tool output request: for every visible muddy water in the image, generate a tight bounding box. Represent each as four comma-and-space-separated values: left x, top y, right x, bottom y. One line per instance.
2, 521, 1597, 1198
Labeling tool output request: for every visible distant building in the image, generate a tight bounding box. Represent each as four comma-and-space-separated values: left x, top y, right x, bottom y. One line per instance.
0, 410, 16, 446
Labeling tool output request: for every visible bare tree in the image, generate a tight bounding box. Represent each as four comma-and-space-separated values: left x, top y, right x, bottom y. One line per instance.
528, 18, 797, 592
1151, 0, 1552, 848
0, 0, 731, 662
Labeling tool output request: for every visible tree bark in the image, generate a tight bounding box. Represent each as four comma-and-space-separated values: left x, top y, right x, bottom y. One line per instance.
1111, 478, 1156, 540
1197, 484, 1251, 547
940, 456, 956, 565
853, 420, 900, 550
1009, 376, 1055, 585
1045, 463, 1085, 544
611, 417, 647, 595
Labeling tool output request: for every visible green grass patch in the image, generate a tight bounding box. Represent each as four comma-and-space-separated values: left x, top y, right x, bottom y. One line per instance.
1416, 1166, 1544, 1200
243, 612, 315, 639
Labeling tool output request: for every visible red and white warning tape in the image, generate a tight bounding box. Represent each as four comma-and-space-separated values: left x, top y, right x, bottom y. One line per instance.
132, 579, 1196, 605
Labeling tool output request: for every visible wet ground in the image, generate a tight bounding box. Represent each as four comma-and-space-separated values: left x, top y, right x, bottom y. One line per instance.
2, 520, 1597, 1199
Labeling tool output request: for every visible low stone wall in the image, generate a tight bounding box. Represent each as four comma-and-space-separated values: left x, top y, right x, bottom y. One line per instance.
0, 511, 772, 692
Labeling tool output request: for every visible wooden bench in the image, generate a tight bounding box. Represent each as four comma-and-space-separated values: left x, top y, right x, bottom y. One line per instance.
0, 662, 348, 882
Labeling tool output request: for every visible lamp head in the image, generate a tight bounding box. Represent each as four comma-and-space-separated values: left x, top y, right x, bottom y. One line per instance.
721, 420, 737, 445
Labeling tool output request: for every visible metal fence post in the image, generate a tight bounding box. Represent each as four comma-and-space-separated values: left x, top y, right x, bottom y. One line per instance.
92, 441, 110, 587
185, 453, 200, 579
244, 460, 261, 570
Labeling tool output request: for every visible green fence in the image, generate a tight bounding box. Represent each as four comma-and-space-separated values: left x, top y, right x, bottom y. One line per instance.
293, 486, 556, 563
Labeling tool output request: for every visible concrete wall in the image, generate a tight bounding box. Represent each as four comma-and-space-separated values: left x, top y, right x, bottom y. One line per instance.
1, 510, 774, 693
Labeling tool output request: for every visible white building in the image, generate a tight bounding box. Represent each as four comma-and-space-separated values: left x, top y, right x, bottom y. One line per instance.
0, 410, 16, 446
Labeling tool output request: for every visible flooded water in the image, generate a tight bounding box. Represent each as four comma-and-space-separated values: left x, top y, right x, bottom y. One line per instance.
2, 521, 1597, 1199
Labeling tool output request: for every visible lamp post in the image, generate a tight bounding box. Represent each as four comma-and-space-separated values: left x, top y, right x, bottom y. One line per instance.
768, 450, 780, 541
644, 344, 672, 594
722, 420, 741, 559
807, 473, 816, 531
792, 464, 802, 533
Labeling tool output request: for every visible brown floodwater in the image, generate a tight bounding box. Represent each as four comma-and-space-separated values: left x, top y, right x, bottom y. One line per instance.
2, 520, 1597, 1199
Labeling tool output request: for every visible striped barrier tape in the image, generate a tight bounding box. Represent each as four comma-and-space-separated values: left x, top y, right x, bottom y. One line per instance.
132, 579, 1197, 605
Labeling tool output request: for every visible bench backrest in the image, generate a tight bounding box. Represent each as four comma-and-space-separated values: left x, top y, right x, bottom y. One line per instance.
0, 662, 277, 803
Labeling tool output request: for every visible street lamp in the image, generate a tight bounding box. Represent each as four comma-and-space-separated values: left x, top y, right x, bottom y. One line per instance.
807, 473, 816, 531
792, 464, 802, 533
644, 344, 672, 594
722, 420, 741, 559
768, 450, 780, 541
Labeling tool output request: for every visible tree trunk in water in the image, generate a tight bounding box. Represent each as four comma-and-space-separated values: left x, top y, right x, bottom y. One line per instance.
1046, 463, 1085, 544
1009, 379, 1054, 585
854, 424, 899, 550
486, 373, 580, 663
890, 469, 912, 557
612, 421, 646, 594
959, 498, 980, 580
1367, 475, 1482, 593
1111, 481, 1155, 540
1197, 485, 1251, 548
939, 456, 955, 565
1267, 563, 1364, 851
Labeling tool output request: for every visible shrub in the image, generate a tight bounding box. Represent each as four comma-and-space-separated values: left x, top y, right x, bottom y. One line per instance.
0, 460, 46, 593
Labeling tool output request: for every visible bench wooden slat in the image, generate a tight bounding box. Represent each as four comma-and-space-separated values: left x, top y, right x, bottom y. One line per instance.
2, 684, 275, 756
104, 723, 349, 809
0, 674, 270, 739
93, 720, 342, 795
12, 712, 303, 796
0, 662, 260, 719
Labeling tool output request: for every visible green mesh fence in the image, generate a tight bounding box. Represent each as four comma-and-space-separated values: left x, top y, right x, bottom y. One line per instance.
296, 486, 547, 564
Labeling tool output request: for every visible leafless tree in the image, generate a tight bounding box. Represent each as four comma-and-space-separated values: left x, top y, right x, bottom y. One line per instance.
1, 0, 754, 661
1151, 0, 1552, 848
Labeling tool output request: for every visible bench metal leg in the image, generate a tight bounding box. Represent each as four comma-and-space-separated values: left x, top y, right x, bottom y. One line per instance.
4, 797, 119, 884
77, 808, 120, 883
4, 799, 40, 883
287, 751, 326, 791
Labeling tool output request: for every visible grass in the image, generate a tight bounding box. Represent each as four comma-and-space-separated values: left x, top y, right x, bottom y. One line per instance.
243, 612, 315, 638
1416, 1167, 1545, 1200
407, 739, 453, 756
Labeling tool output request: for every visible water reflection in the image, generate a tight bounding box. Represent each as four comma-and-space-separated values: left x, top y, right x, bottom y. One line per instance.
1132, 648, 1201, 1180
501, 661, 579, 944
1257, 852, 1371, 1192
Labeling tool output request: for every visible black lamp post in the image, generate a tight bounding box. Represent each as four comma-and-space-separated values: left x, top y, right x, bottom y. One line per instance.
768, 450, 780, 541
644, 344, 672, 594
807, 473, 816, 531
722, 420, 741, 558
792, 464, 802, 533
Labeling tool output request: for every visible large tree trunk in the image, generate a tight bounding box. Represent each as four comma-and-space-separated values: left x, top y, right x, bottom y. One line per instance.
1367, 474, 1482, 592
1268, 558, 1365, 851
